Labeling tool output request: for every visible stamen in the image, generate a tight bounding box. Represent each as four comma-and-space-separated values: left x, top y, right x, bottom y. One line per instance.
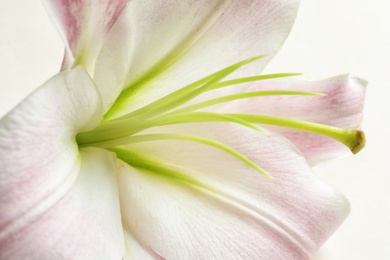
170, 90, 324, 114
108, 147, 259, 190
76, 55, 365, 181
104, 55, 265, 120
78, 111, 364, 154
105, 134, 270, 178
211, 73, 301, 90
230, 114, 365, 153
108, 147, 203, 181
111, 72, 301, 122
77, 112, 264, 144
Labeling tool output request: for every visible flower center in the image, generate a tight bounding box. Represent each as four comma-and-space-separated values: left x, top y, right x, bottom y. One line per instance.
76, 56, 365, 177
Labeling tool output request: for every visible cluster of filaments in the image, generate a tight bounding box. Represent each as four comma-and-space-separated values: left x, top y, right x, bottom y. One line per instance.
76, 56, 365, 177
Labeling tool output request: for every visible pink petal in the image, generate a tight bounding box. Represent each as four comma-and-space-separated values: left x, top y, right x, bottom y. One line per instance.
118, 123, 349, 259
221, 75, 367, 165
93, 0, 300, 114
43, 0, 128, 71
0, 68, 125, 258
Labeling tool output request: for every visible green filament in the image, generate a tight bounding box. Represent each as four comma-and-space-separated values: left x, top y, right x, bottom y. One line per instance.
107, 134, 270, 178
77, 112, 264, 144
170, 90, 324, 114
110, 56, 265, 121
230, 114, 365, 153
104, 55, 265, 120
211, 73, 301, 90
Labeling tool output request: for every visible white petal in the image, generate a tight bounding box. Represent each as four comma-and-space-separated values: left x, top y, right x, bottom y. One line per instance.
0, 67, 101, 227
0, 149, 126, 259
118, 123, 349, 259
93, 0, 300, 114
124, 230, 163, 260
0, 68, 125, 258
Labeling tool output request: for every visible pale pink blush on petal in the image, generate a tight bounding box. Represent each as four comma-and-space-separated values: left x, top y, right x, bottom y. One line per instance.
220, 75, 367, 164
0, 149, 126, 259
45, 0, 128, 46
0, 67, 105, 252
43, 0, 128, 70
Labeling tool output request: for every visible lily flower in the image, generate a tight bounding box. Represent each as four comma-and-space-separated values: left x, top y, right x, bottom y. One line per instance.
0, 0, 366, 259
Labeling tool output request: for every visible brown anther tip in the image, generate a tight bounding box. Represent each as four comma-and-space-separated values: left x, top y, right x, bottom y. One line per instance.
352, 130, 366, 154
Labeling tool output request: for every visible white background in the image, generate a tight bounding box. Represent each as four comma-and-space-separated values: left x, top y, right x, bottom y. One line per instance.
1, 1, 389, 259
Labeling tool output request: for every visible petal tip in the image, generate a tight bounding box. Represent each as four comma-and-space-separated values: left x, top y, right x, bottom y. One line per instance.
349, 76, 368, 88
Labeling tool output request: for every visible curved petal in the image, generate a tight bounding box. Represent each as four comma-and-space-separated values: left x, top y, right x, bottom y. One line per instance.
117, 123, 349, 259
0, 149, 126, 259
43, 0, 128, 71
93, 0, 300, 114
124, 230, 164, 260
0, 68, 125, 258
220, 75, 367, 165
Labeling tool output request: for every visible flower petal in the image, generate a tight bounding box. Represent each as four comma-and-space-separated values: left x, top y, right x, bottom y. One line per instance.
117, 123, 349, 259
0, 68, 124, 258
93, 0, 300, 114
0, 67, 99, 227
0, 149, 126, 259
43, 0, 128, 71
220, 75, 367, 164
